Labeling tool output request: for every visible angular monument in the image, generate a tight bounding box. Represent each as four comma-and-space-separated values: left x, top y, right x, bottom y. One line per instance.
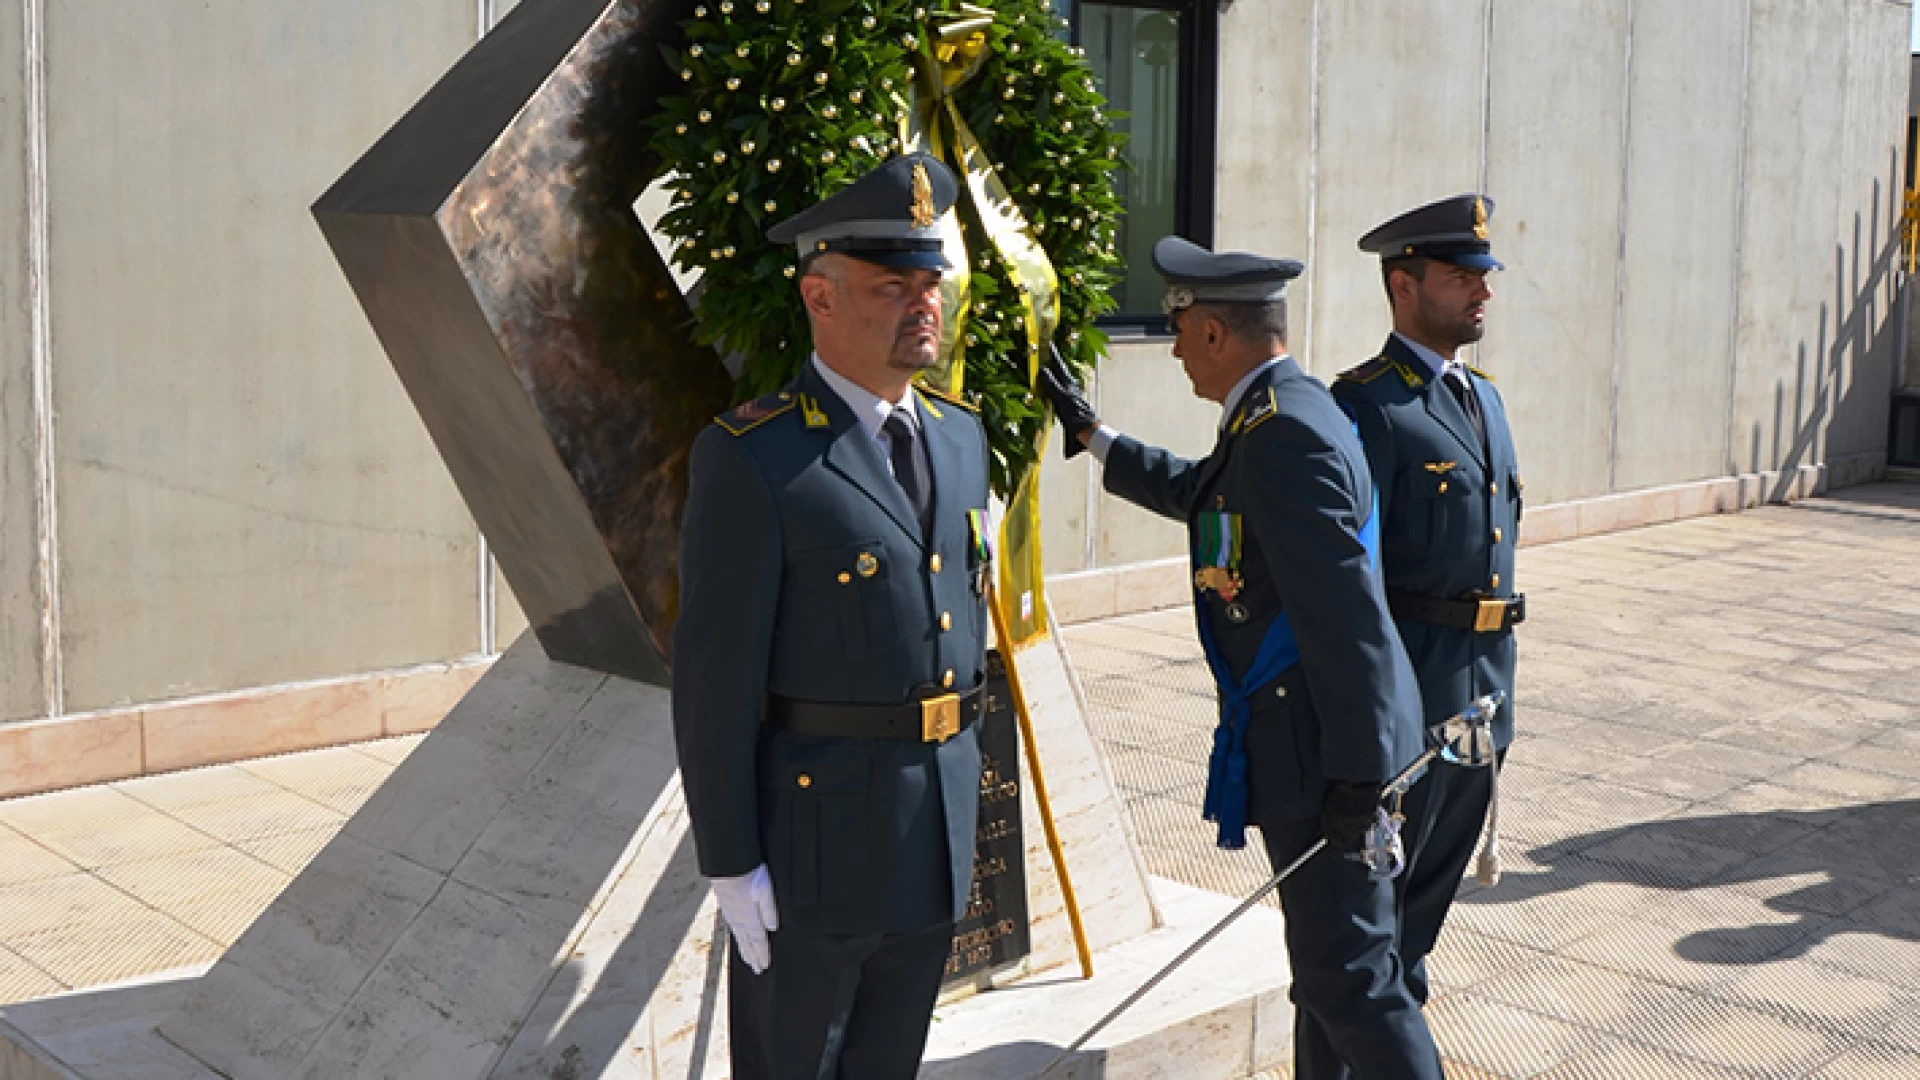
0, 0, 1293, 1075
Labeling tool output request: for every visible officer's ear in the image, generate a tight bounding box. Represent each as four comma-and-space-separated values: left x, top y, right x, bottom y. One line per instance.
799, 267, 837, 320
1203, 312, 1228, 352
1385, 258, 1426, 309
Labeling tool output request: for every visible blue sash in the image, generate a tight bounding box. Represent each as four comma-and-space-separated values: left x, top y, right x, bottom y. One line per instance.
1196, 487, 1381, 849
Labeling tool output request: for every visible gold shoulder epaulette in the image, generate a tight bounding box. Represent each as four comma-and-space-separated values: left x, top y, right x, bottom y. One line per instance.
1230, 388, 1280, 436
714, 391, 797, 436
1465, 364, 1495, 383
916, 382, 979, 414
1336, 356, 1393, 385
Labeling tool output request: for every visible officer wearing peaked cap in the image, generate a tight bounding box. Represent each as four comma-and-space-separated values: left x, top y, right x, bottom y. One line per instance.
1336, 193, 1526, 1011
1040, 236, 1444, 1080
673, 151, 993, 1079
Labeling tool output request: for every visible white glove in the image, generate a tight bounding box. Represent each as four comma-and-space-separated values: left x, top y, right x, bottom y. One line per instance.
711, 864, 780, 974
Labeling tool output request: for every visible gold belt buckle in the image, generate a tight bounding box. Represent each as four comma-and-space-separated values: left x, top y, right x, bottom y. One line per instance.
920, 693, 962, 743
1473, 599, 1506, 633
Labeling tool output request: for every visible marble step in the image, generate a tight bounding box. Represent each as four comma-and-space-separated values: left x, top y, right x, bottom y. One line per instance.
2, 878, 1293, 1080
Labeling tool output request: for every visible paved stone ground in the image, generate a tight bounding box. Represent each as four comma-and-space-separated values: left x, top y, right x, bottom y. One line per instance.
1065, 482, 1920, 1079
0, 482, 1916, 1078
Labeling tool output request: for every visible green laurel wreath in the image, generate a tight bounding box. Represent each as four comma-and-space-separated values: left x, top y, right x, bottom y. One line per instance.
647, 0, 1126, 498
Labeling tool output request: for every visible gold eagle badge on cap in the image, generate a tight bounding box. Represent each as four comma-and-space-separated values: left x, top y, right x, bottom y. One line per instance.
910, 161, 936, 228
1473, 197, 1489, 241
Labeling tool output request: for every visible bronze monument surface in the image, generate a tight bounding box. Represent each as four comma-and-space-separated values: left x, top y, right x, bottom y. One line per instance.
313, 0, 729, 686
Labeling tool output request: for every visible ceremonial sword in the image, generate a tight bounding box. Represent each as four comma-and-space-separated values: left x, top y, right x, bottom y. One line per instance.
1034, 692, 1505, 1079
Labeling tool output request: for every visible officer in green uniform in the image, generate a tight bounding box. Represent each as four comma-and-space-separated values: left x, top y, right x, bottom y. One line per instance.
1333, 193, 1526, 1008
1039, 237, 1444, 1080
671, 152, 993, 1080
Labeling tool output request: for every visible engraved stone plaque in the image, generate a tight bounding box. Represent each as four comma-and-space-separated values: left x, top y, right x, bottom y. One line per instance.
944, 648, 1032, 987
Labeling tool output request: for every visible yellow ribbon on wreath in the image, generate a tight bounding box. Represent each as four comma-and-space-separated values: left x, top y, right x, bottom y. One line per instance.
900, 4, 1061, 648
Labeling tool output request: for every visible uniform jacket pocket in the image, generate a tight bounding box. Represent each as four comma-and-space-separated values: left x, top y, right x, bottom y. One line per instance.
788, 540, 894, 659
1398, 468, 1466, 552
1243, 669, 1318, 824
760, 735, 872, 910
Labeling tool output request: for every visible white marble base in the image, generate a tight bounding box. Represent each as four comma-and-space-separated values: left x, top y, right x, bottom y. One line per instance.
1, 879, 1290, 1080
921, 878, 1294, 1080
2, 622, 1174, 1079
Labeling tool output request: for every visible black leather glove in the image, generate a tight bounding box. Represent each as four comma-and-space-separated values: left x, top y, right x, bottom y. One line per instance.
1037, 345, 1100, 460
1319, 780, 1381, 854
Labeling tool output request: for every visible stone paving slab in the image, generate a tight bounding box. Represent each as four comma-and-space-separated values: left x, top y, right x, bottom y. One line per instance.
0, 482, 1916, 1078
1062, 483, 1920, 1079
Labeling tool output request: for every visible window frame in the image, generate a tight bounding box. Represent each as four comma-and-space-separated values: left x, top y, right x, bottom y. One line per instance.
1064, 0, 1220, 334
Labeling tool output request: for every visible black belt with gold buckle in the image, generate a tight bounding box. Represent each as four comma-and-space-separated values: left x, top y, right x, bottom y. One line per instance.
768, 684, 983, 743
1387, 590, 1527, 633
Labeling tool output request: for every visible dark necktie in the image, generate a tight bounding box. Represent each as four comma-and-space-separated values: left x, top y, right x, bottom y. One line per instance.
883, 408, 932, 537
1446, 367, 1487, 450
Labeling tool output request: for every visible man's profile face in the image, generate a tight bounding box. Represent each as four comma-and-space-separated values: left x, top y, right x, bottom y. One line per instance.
837, 259, 945, 373
1169, 305, 1230, 404
1402, 262, 1493, 350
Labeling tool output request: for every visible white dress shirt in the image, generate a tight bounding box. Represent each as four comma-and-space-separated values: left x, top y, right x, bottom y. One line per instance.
812, 354, 920, 475
1393, 332, 1468, 386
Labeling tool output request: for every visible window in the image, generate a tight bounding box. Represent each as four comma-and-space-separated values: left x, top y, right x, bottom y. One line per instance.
1058, 0, 1219, 328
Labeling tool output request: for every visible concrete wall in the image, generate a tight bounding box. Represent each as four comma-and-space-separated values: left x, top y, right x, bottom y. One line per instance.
1, 0, 48, 724
43, 1, 485, 715
1612, 0, 1749, 491
1, 0, 491, 730
1036, 0, 1913, 578
0, 1, 1908, 778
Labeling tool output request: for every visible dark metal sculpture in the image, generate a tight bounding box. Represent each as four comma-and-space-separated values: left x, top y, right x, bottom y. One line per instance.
313, 0, 726, 686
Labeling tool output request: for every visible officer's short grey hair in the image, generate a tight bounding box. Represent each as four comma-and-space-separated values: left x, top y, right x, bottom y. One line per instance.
1206, 299, 1288, 346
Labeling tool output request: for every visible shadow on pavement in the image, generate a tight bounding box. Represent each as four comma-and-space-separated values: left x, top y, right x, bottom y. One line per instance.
1461, 797, 1920, 965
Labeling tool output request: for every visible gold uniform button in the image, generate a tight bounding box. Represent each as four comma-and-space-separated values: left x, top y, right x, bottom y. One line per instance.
942, 669, 956, 688
797, 774, 812, 789
1491, 574, 1502, 589
929, 553, 943, 573
1490, 481, 1499, 495
1493, 528, 1504, 543
940, 612, 953, 631
856, 552, 879, 578
837, 571, 852, 585
1438, 481, 1449, 494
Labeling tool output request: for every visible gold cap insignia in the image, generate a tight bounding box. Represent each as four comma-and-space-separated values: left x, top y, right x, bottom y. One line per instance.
910, 161, 937, 228
1472, 197, 1489, 241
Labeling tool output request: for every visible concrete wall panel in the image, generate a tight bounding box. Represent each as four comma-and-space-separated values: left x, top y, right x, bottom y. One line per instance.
0, 0, 48, 722
1306, 0, 1488, 379
1481, 0, 1629, 505
1823, 0, 1906, 461
1094, 341, 1212, 567
45, 1, 482, 711
1214, 0, 1315, 336
494, 561, 527, 656
1731, 0, 1851, 479
1038, 427, 1093, 577
1611, 0, 1748, 491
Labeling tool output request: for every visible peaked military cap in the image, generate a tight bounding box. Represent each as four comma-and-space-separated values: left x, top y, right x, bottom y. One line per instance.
1152, 236, 1305, 316
766, 151, 958, 271
1359, 193, 1504, 271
